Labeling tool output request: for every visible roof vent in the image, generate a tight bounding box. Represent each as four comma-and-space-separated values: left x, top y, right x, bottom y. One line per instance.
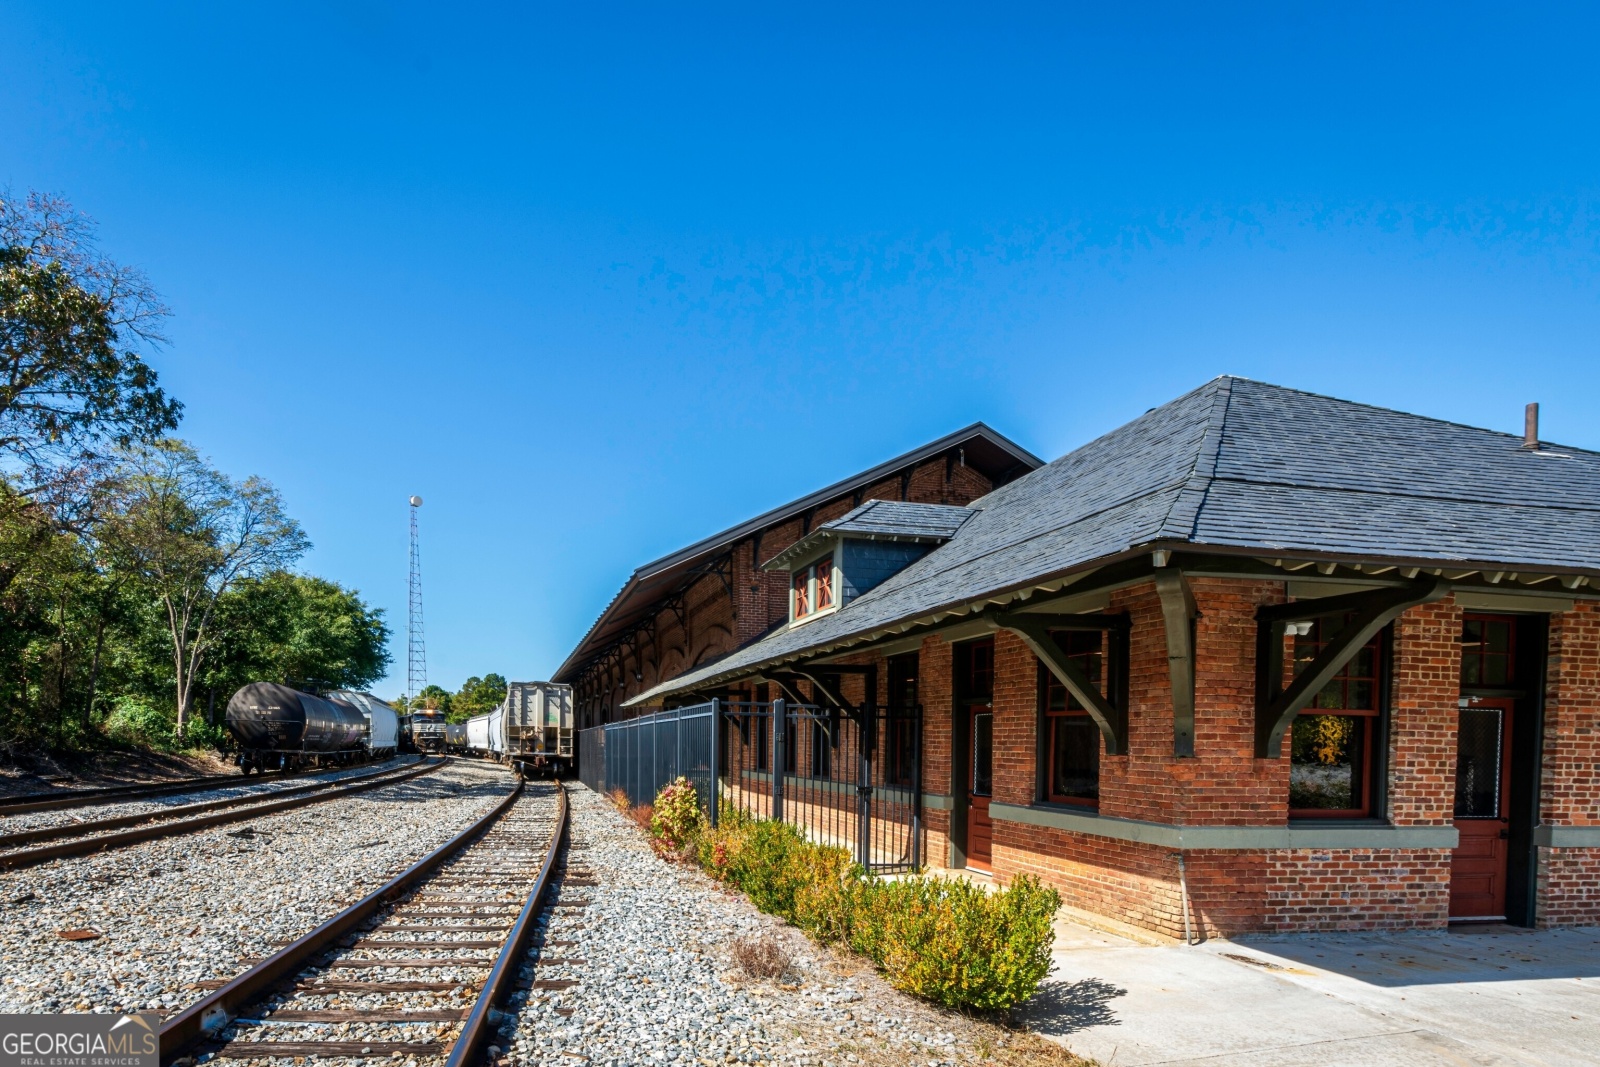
1523, 402, 1540, 450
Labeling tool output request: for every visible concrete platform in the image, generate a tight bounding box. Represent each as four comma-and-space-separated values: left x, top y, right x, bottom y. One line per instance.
1021, 922, 1600, 1066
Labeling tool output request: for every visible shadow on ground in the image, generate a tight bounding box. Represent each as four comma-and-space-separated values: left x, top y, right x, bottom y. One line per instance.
1021, 976, 1126, 1034
1235, 924, 1600, 987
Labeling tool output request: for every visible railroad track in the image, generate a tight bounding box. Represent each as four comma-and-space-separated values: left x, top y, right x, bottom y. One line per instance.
0, 771, 282, 817
0, 759, 445, 871
160, 777, 570, 1067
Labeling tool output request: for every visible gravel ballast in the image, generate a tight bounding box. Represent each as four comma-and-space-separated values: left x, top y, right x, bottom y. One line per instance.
0, 755, 422, 835
0, 759, 518, 1016
503, 784, 1089, 1067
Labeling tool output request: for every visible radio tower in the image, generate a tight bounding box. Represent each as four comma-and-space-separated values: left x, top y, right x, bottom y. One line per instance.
407, 495, 427, 704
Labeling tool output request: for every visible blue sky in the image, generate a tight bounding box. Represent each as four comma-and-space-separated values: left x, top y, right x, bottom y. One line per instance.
5, 3, 1600, 699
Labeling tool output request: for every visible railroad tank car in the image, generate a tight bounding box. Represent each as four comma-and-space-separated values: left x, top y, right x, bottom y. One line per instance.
504, 682, 575, 776
328, 690, 399, 758
225, 682, 367, 773
444, 722, 468, 752
408, 708, 447, 752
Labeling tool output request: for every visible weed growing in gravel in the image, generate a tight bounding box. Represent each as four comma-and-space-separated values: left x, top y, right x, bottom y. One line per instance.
730, 933, 793, 980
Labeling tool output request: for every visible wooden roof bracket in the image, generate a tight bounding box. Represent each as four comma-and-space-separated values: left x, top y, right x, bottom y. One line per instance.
992, 611, 1129, 756
1154, 568, 1199, 758
1254, 577, 1447, 758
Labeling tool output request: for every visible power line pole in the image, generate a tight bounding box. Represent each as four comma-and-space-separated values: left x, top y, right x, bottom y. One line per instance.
408, 495, 427, 704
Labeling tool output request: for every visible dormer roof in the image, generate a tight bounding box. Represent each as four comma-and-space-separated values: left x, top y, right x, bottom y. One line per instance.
760, 500, 976, 572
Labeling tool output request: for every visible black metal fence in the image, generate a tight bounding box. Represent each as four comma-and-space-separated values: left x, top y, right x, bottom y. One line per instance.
579, 699, 922, 872
578, 703, 717, 815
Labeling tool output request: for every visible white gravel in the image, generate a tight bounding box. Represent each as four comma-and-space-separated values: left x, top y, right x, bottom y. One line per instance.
0, 759, 518, 1016
0, 755, 423, 835
501, 785, 977, 1067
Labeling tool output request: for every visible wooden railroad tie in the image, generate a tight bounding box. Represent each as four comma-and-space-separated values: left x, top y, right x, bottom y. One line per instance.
215, 1041, 442, 1058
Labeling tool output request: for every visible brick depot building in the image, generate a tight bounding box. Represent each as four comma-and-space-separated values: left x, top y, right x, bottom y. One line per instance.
555, 378, 1600, 936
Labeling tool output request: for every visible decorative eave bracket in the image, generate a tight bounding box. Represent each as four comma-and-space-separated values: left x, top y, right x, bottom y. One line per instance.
1154, 568, 1199, 758
992, 611, 1130, 756
1254, 578, 1447, 758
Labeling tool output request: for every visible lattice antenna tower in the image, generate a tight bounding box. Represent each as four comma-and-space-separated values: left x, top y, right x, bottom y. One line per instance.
407, 495, 427, 703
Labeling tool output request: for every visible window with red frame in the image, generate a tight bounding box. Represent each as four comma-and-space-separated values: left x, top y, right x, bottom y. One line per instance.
792, 568, 812, 619
791, 556, 835, 620
815, 559, 834, 611
1460, 615, 1516, 687
1288, 616, 1384, 816
1042, 630, 1104, 805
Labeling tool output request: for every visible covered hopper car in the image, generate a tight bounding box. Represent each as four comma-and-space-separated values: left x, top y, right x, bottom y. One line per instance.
459, 681, 573, 775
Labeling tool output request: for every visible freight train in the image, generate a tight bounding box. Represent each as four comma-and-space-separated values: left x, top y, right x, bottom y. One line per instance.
454, 681, 574, 776
224, 682, 400, 774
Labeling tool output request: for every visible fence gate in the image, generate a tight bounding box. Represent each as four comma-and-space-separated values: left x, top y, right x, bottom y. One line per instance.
582, 699, 922, 873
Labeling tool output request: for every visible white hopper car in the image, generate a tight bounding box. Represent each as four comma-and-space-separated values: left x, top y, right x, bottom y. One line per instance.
460, 681, 574, 776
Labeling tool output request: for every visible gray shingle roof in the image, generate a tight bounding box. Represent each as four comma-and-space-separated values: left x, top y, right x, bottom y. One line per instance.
628, 377, 1600, 703
761, 501, 975, 570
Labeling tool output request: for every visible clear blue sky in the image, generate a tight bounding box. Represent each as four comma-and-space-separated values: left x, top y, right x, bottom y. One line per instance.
5, 4, 1599, 699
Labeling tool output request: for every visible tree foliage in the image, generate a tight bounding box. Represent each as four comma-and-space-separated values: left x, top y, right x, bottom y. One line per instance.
0, 192, 180, 487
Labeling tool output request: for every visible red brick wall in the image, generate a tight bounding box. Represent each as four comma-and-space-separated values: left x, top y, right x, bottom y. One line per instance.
1263, 848, 1452, 932
1387, 598, 1463, 827
1538, 599, 1600, 926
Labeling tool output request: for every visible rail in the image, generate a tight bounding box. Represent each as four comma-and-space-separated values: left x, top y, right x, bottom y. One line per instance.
0, 758, 443, 871
159, 773, 568, 1065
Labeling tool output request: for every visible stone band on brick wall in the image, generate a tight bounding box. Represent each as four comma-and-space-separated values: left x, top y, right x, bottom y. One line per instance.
990, 802, 1460, 850
1535, 827, 1600, 847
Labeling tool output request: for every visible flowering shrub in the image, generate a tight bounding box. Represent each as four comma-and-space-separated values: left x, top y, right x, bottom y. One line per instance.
649, 777, 706, 850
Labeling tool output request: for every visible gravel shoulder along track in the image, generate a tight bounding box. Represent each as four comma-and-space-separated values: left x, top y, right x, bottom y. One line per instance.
505, 784, 1090, 1067
0, 758, 518, 1017
0, 755, 423, 834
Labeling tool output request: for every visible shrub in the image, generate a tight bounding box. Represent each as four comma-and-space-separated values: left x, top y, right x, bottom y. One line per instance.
649, 776, 706, 849
851, 873, 1061, 1012
103, 697, 175, 747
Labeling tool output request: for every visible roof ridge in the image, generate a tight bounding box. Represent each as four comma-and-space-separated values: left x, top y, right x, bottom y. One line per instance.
1156, 377, 1234, 542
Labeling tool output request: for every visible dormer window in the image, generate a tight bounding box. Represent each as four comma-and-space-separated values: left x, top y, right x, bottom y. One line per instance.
791, 554, 835, 622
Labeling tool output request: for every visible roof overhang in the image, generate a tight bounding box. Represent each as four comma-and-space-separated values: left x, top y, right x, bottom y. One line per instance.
622, 541, 1600, 707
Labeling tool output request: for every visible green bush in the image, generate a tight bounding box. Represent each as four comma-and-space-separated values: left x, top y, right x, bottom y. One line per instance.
850, 873, 1060, 1011
649, 777, 707, 849
103, 697, 175, 747
684, 810, 1061, 1012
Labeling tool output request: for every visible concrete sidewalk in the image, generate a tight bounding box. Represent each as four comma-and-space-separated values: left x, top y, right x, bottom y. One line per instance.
1021, 919, 1600, 1066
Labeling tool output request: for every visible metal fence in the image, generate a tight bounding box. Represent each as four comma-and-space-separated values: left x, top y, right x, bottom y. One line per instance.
579, 699, 922, 872
578, 703, 717, 816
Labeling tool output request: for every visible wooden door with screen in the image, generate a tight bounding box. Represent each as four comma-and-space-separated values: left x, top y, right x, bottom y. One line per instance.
967, 707, 994, 871
1450, 697, 1513, 919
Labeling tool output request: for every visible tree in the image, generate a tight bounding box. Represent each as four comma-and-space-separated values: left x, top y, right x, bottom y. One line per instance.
414, 684, 452, 714
203, 571, 392, 700
0, 192, 180, 488
103, 440, 308, 737
450, 673, 506, 722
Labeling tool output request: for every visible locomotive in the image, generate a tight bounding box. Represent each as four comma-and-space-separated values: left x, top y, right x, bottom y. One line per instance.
407, 707, 448, 752
224, 682, 399, 774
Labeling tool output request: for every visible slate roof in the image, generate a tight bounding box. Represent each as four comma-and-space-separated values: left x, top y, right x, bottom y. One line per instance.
760, 501, 976, 570
626, 376, 1600, 704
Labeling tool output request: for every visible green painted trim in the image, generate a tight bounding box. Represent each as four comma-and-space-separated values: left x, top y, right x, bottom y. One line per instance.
1534, 826, 1600, 848
988, 802, 1459, 850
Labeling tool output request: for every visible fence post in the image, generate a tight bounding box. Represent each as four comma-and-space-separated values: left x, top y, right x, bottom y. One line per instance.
771, 698, 786, 824
857, 701, 875, 869
912, 708, 923, 870
709, 699, 720, 828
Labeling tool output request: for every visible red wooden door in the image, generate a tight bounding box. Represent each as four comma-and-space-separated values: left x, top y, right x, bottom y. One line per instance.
967, 708, 994, 871
1450, 698, 1513, 920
